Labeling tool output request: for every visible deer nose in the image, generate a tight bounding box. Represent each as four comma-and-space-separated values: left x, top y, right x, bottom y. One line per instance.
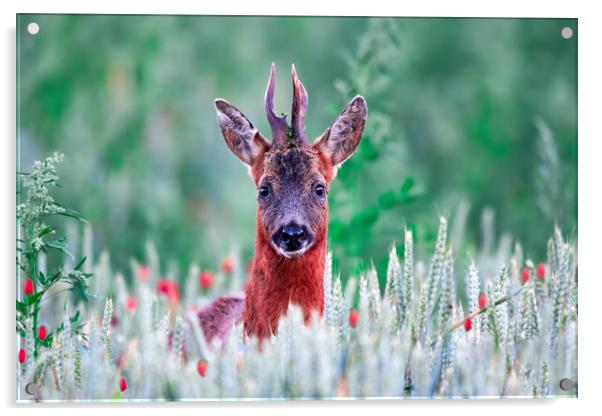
273, 224, 308, 252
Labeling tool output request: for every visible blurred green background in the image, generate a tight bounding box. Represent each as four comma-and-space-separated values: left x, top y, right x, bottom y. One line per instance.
17, 15, 577, 284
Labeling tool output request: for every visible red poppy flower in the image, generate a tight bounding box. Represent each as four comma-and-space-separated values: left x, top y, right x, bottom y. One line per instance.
157, 279, 180, 307
138, 265, 149, 282
197, 359, 208, 377
478, 293, 487, 310
464, 318, 473, 332
536, 263, 546, 280
199, 272, 214, 289
126, 296, 137, 312
349, 309, 359, 328
521, 267, 530, 284
221, 257, 234, 274
38, 325, 47, 341
23, 279, 34, 295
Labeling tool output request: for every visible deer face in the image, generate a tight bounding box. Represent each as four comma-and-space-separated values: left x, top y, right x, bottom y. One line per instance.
256, 146, 327, 257
215, 64, 367, 258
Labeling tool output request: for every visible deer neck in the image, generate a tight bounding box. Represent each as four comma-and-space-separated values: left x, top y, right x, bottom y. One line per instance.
243, 214, 326, 338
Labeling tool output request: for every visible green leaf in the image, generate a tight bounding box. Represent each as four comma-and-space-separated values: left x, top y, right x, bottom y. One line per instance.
52, 202, 88, 223
47, 237, 67, 249
37, 226, 55, 238
16, 326, 25, 337
43, 270, 63, 289
70, 280, 89, 302
377, 191, 398, 210
39, 334, 53, 348
74, 256, 87, 271
359, 138, 378, 161
351, 206, 380, 227
70, 310, 81, 324
24, 291, 44, 306
55, 211, 89, 223
46, 237, 74, 258
16, 300, 29, 315
400, 176, 415, 196
400, 196, 418, 205
329, 219, 347, 241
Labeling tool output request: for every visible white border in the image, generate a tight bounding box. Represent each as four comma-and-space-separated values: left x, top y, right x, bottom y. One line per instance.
2, 1, 601, 415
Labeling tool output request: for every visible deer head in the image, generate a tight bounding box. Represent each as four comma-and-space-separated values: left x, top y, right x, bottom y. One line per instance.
215, 63, 367, 259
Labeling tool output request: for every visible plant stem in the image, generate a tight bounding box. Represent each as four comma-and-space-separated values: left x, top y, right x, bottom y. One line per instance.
448, 287, 525, 333
31, 246, 39, 359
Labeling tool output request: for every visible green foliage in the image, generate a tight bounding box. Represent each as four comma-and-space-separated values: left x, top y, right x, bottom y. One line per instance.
328, 20, 426, 280
16, 153, 93, 358
18, 15, 577, 285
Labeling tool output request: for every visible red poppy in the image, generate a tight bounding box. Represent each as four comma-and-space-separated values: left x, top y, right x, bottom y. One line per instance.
197, 359, 208, 377
156, 279, 180, 307
536, 263, 546, 280
464, 318, 473, 332
521, 267, 530, 284
38, 325, 47, 341
478, 293, 487, 310
199, 272, 214, 289
221, 257, 234, 274
349, 309, 359, 328
138, 265, 149, 282
23, 279, 34, 295
126, 296, 137, 312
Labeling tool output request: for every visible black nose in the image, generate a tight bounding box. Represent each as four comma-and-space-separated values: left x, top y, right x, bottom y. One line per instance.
274, 224, 308, 252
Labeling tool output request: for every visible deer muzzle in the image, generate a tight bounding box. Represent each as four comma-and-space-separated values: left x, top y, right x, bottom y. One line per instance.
271, 223, 314, 258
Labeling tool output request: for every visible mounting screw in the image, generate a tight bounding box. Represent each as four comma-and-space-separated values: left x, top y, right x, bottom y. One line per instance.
559, 378, 574, 391
561, 27, 573, 39
27, 22, 40, 35
25, 382, 41, 401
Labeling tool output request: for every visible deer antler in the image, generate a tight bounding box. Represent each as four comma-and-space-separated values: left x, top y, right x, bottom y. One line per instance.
291, 64, 308, 144
265, 63, 288, 145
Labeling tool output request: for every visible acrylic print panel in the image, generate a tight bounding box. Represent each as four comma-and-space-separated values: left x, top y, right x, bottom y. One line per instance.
16, 14, 577, 402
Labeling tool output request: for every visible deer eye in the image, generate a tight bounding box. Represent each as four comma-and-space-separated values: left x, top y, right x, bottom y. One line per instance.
258, 185, 270, 198
314, 184, 326, 197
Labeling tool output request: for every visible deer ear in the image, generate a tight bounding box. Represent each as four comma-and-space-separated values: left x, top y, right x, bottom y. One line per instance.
214, 99, 270, 165
314, 96, 367, 166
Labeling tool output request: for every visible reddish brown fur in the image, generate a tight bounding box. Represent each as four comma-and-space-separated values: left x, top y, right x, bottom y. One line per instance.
198, 294, 245, 342
213, 64, 367, 342
243, 150, 334, 338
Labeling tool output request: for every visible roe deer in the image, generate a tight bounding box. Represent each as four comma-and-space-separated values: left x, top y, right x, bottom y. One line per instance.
198, 63, 367, 342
